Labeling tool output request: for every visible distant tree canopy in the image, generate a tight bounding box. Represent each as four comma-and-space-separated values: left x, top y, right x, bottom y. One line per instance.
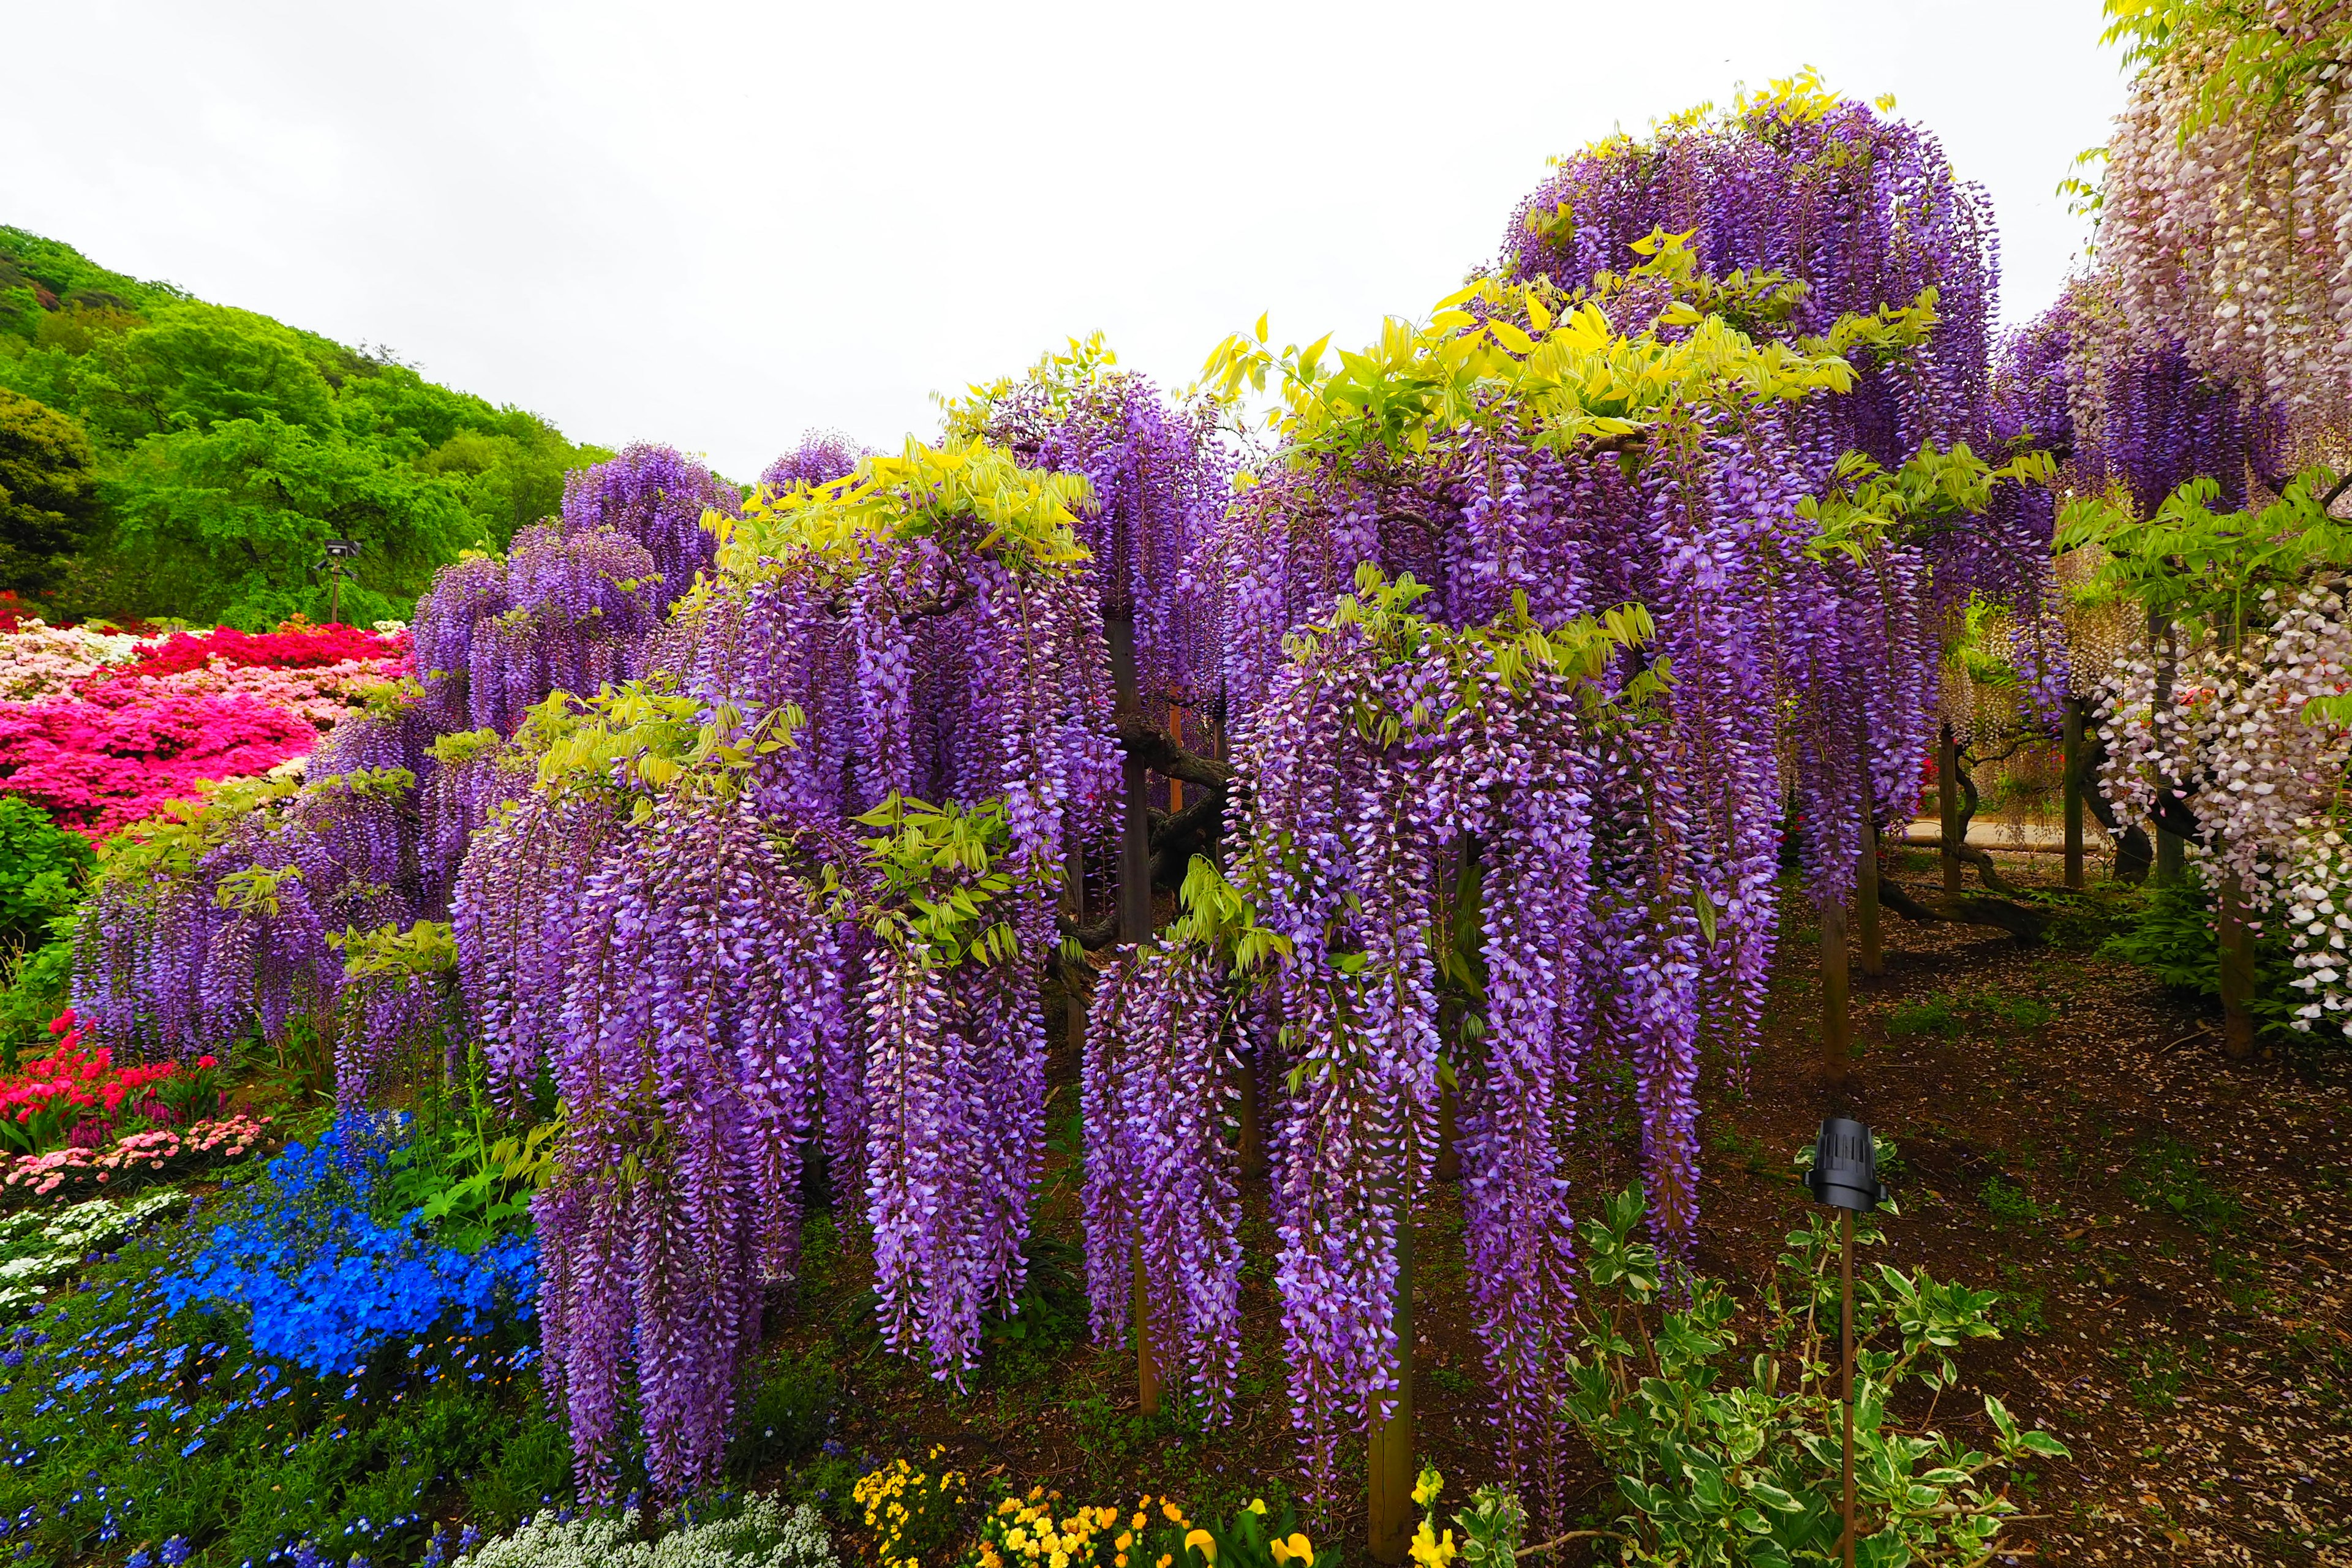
0, 227, 612, 627
0, 386, 100, 594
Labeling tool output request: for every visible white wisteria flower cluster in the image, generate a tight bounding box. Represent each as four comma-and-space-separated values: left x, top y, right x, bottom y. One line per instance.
2095, 582, 2352, 1031
2099, 26, 2352, 458
454, 1497, 837, 1568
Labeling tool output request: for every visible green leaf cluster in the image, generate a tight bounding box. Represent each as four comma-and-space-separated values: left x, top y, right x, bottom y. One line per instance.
2100, 0, 2352, 132
1801, 445, 2056, 567
1547, 1182, 2066, 1565
715, 436, 1093, 582
1200, 227, 1936, 472
0, 793, 92, 944
853, 793, 1050, 968
2056, 466, 2352, 646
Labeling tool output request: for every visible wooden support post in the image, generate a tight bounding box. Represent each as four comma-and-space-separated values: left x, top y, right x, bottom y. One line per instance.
1939, 726, 1962, 895
2156, 826, 2185, 886
1822, 894, 1852, 1089
1235, 1048, 1264, 1182
1856, 743, 1882, 979
1168, 703, 1183, 813
1132, 1241, 1161, 1417
2217, 868, 2258, 1060
1107, 613, 1154, 946
1367, 1216, 1415, 1564
2062, 700, 2086, 891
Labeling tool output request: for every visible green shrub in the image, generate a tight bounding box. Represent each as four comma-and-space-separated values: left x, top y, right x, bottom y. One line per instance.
1519, 1183, 2065, 1565
2099, 876, 2305, 1039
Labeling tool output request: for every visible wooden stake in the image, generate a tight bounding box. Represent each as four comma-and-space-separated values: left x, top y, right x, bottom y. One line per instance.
1168, 703, 1183, 813
1839, 1208, 1857, 1568
1367, 1217, 1415, 1564
1106, 612, 1153, 945
1822, 895, 1851, 1088
2062, 700, 2086, 891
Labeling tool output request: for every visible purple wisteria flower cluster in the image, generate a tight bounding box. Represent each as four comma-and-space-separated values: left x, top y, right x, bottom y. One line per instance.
64, 85, 2095, 1523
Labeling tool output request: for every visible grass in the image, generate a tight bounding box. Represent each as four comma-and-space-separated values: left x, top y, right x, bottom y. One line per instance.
1980, 1174, 2043, 1228
1888, 986, 2057, 1041
2112, 1341, 2203, 1411
2124, 1136, 2244, 1236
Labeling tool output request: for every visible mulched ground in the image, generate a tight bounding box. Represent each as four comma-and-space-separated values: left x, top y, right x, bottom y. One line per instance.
770, 848, 2352, 1567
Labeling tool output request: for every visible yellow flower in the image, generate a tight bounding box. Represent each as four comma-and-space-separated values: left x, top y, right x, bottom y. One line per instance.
1098, 1507, 1120, 1529
1050, 1553, 1069, 1568
1030, 1487, 1047, 1502
1000, 1501, 1021, 1517
1185, 1529, 1218, 1563
1163, 1503, 1185, 1525
1008, 1530, 1030, 1551
1131, 1515, 1148, 1532
1116, 1558, 1128, 1567
1408, 1521, 1455, 1568
1248, 1501, 1267, 1517
1116, 1533, 1134, 1552
1412, 1466, 1444, 1512
1270, 1536, 1314, 1568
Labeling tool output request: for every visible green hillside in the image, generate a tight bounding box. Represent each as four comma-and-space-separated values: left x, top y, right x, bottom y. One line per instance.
0, 227, 609, 627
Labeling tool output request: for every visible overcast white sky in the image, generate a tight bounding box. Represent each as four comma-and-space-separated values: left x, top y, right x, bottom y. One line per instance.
3, 1, 2127, 482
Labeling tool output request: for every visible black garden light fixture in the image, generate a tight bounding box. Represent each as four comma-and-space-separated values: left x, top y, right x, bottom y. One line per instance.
1808, 1116, 1886, 1568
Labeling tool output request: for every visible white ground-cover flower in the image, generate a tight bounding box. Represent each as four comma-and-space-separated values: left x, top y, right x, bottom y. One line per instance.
454, 1497, 837, 1568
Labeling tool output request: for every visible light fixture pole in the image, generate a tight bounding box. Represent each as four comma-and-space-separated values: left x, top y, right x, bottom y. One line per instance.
1806, 1115, 1887, 1568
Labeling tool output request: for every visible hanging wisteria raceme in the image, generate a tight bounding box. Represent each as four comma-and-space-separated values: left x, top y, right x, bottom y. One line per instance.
2095, 5, 2352, 465
1130, 94, 2061, 1504
507, 524, 666, 696
331, 920, 461, 1110
972, 352, 1234, 710
71, 778, 300, 1057
560, 443, 739, 616
513, 439, 1123, 1485
410, 552, 521, 735
861, 917, 1044, 1384
452, 785, 628, 1106
1079, 938, 1245, 1419
2041, 284, 2286, 519
535, 778, 840, 1500
1170, 576, 1659, 1504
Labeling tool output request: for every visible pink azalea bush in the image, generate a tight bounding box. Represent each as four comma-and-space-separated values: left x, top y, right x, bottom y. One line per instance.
0, 619, 146, 702
130, 657, 403, 725
0, 616, 411, 839
0, 686, 317, 840
1, 1113, 273, 1202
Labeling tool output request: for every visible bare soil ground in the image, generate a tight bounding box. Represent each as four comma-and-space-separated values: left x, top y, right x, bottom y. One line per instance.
771, 848, 2352, 1567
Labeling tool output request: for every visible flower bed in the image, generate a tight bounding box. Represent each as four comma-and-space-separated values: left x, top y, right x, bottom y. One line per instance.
0, 1012, 228, 1155
1, 1114, 271, 1203
0, 617, 410, 839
